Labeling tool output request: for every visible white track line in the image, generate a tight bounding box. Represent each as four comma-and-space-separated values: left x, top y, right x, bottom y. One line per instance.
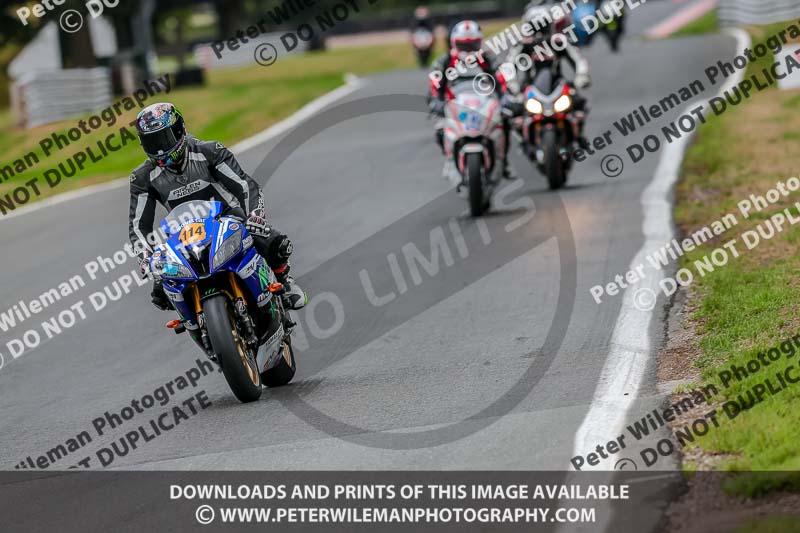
571, 28, 751, 469
229, 74, 363, 154
0, 75, 363, 222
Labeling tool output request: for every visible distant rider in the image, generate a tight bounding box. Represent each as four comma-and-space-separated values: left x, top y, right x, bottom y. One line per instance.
428, 20, 517, 179
128, 102, 307, 312
410, 5, 433, 32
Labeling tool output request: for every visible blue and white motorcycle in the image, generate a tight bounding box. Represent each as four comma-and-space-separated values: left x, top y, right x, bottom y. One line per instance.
151, 200, 296, 403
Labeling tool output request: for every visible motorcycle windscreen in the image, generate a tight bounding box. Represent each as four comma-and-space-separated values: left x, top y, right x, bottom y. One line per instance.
159, 200, 223, 237
533, 69, 555, 95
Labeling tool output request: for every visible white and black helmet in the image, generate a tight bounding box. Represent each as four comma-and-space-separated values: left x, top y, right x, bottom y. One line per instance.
450, 20, 484, 53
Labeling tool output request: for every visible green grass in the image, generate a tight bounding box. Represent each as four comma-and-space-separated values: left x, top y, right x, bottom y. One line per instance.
735, 515, 800, 533
0, 42, 418, 201
0, 18, 516, 205
673, 23, 800, 495
671, 9, 719, 37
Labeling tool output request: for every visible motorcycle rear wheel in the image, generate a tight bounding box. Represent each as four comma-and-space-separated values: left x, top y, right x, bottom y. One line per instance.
204, 295, 262, 403
262, 339, 297, 387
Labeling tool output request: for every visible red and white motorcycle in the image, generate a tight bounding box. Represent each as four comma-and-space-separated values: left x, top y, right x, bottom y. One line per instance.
442, 83, 506, 216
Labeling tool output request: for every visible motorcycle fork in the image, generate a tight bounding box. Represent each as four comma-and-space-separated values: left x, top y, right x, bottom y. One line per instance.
186, 283, 215, 359
229, 272, 258, 347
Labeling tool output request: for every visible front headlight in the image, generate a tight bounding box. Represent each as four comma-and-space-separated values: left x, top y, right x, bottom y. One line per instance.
525, 98, 544, 115
554, 94, 572, 113
160, 262, 194, 279
212, 231, 243, 271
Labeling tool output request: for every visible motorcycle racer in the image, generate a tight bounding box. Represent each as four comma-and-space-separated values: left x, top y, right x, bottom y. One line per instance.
128, 103, 307, 312
506, 6, 592, 149
410, 5, 433, 32
428, 20, 517, 180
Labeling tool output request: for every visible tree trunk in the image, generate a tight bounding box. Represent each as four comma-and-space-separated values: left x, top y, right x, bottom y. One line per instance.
215, 0, 246, 37
61, 24, 96, 69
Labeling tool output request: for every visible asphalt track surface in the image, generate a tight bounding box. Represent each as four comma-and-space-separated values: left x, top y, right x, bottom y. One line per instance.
0, 0, 735, 493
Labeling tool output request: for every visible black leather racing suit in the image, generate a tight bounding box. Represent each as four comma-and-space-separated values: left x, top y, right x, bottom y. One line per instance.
128, 135, 291, 277
505, 41, 589, 95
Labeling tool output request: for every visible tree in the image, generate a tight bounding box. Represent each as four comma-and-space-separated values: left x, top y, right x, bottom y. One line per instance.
214, 0, 246, 37
5, 0, 98, 67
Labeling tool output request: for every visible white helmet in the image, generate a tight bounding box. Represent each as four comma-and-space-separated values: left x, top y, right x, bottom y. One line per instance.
450, 20, 484, 54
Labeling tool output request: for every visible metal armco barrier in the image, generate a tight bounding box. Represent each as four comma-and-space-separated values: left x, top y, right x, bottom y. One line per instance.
11, 68, 112, 129
719, 0, 800, 25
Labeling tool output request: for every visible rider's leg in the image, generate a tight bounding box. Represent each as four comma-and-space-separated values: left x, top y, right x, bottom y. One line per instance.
501, 118, 517, 179
252, 232, 307, 310
151, 280, 171, 311
435, 121, 445, 154
572, 94, 590, 150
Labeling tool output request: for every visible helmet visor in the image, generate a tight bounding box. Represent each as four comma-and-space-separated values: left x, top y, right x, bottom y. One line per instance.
454, 38, 482, 53
530, 29, 551, 44
140, 122, 183, 157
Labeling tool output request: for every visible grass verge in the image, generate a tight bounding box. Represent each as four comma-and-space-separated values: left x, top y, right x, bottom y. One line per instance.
0, 42, 416, 203
672, 21, 800, 495
671, 8, 719, 38
0, 18, 516, 207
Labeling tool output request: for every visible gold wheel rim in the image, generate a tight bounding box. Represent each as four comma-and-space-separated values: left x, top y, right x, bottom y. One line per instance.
233, 327, 260, 386
282, 341, 293, 367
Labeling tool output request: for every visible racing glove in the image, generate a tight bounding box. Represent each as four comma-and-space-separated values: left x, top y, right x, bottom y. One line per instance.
138, 251, 153, 279
501, 95, 523, 118
429, 98, 446, 117
245, 213, 272, 238
273, 236, 294, 263
575, 74, 591, 90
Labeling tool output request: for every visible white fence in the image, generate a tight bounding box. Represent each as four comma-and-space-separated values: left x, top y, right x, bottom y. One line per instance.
11, 68, 113, 128
718, 0, 800, 25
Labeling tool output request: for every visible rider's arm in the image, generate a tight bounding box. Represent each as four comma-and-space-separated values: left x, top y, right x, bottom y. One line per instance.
128, 170, 158, 254
500, 45, 523, 97
478, 53, 509, 96
562, 42, 589, 79
206, 141, 265, 217
429, 54, 449, 100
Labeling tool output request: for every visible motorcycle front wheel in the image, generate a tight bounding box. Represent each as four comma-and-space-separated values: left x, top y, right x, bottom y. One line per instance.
466, 152, 486, 217
204, 295, 263, 403
542, 128, 567, 190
